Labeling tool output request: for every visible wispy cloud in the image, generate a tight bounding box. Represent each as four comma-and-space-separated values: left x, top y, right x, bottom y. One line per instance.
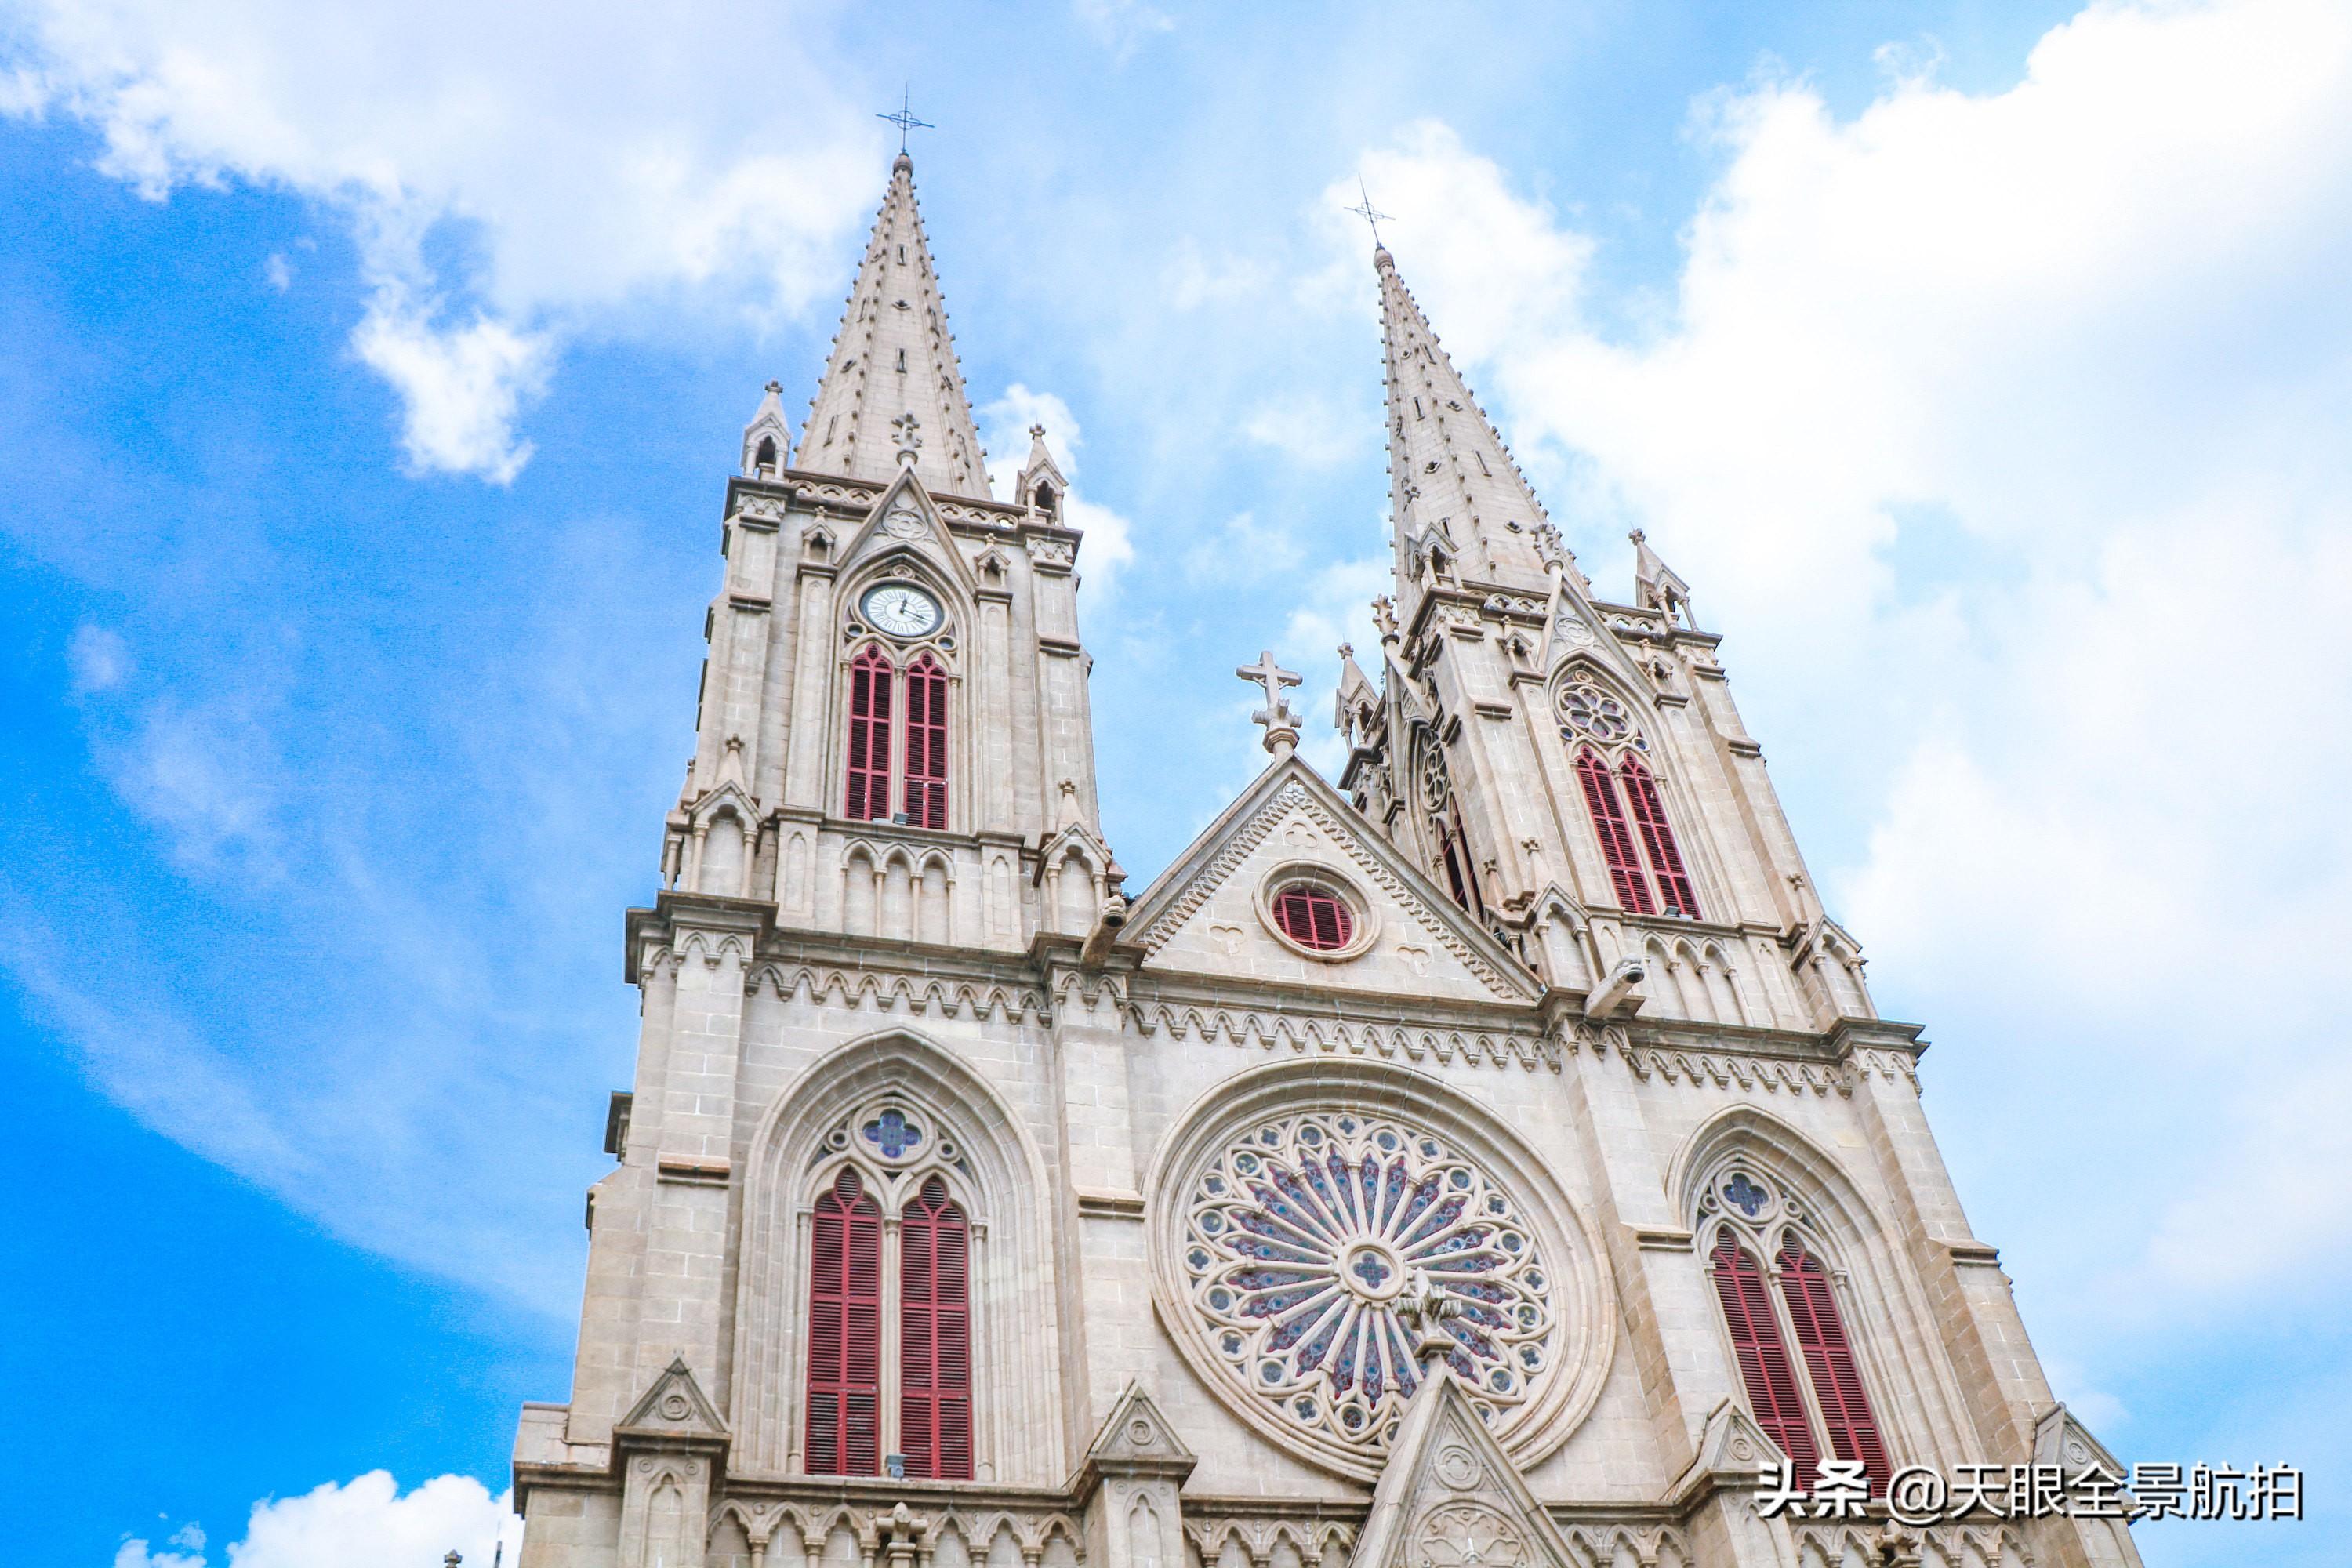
2, 0, 878, 480
1332, 0, 2352, 1376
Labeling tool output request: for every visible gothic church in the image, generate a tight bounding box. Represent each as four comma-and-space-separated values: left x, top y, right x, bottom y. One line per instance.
511, 151, 2140, 1568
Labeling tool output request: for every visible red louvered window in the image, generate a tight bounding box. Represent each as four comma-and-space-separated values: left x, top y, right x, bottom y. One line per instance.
846, 647, 895, 822
1272, 883, 1354, 951
1574, 749, 1654, 914
1709, 1234, 1818, 1478
900, 1175, 974, 1480
902, 654, 949, 830
1620, 755, 1700, 918
805, 1169, 883, 1475
1777, 1236, 1891, 1494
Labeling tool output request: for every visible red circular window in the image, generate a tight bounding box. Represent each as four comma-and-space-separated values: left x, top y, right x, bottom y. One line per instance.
1272, 882, 1354, 952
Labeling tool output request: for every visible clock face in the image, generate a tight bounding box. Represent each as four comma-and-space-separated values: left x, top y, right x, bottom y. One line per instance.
861, 583, 942, 639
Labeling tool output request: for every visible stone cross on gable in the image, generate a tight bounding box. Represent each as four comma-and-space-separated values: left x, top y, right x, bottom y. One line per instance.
1236, 650, 1302, 759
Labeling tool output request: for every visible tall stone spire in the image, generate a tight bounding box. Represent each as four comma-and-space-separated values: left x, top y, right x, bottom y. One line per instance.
797, 154, 991, 498
1376, 246, 1559, 594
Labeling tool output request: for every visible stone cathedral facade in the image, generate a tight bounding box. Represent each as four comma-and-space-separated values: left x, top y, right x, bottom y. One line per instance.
512, 153, 2140, 1568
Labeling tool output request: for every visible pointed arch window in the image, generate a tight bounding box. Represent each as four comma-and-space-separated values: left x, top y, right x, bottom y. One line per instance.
844, 642, 954, 830
1619, 755, 1700, 918
1573, 749, 1653, 914
1441, 803, 1485, 917
1708, 1233, 1817, 1477
902, 655, 949, 829
805, 1170, 884, 1475
899, 1175, 974, 1479
1777, 1236, 1890, 1494
847, 647, 895, 822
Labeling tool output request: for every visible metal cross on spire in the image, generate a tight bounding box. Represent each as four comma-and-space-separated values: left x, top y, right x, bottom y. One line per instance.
878, 89, 933, 154
1236, 650, 1303, 759
1344, 176, 1393, 249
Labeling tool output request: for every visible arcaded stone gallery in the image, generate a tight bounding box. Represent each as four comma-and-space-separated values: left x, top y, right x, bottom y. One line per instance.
510, 152, 2139, 1568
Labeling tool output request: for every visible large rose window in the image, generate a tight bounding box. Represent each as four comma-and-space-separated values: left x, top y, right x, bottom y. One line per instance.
1179, 1111, 1555, 1456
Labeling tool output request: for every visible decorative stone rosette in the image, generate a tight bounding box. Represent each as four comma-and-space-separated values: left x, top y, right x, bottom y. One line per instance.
1181, 1111, 1553, 1452
1148, 1064, 1614, 1480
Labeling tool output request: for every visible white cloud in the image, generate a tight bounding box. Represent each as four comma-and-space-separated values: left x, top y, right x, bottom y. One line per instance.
1337, 0, 2352, 1324
112, 1473, 519, 1568
1184, 511, 1302, 583
980, 383, 1138, 610
68, 623, 131, 693
2, 0, 879, 479
352, 290, 551, 483
1072, 0, 1174, 60
1243, 396, 1363, 468
1278, 554, 1390, 778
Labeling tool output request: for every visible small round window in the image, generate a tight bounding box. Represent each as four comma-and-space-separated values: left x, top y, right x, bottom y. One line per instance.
1272, 882, 1354, 952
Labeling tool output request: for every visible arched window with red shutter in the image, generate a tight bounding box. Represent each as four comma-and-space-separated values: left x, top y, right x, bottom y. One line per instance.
1777, 1236, 1891, 1494
902, 654, 949, 830
899, 1174, 974, 1480
1573, 749, 1654, 914
846, 647, 895, 822
1619, 754, 1700, 918
805, 1169, 883, 1474
1708, 1232, 1817, 1477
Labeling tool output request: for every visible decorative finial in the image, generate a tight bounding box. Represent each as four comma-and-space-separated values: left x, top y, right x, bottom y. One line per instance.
445, 1554, 463, 1568
764, 379, 781, 394
1236, 650, 1303, 759
1371, 595, 1399, 642
878, 88, 933, 157
1345, 176, 1394, 252
1029, 423, 1046, 440
1395, 1266, 1461, 1373
1628, 528, 1646, 545
891, 411, 923, 466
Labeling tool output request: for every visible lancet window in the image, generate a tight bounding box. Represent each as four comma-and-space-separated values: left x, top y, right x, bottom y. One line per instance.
1417, 741, 1484, 915
1558, 670, 1700, 918
843, 644, 951, 828
803, 1163, 975, 1479
1700, 1168, 1891, 1493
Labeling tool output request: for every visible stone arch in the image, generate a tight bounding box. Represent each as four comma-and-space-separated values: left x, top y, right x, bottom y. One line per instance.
909, 848, 955, 945
1699, 940, 1749, 1025
1670, 1105, 1969, 1474
842, 843, 880, 935
732, 1029, 1063, 1484
1051, 843, 1099, 935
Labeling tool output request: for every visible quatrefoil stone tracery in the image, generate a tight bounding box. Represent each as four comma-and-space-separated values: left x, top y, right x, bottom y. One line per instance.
1181, 1112, 1556, 1456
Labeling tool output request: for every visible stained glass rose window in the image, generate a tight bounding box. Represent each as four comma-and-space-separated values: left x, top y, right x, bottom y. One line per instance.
1178, 1110, 1555, 1455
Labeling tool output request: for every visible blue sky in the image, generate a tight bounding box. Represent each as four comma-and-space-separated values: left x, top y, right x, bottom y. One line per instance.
4, 2, 2349, 1563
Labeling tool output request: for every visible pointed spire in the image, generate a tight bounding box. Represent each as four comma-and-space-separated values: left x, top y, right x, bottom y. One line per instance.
799, 157, 990, 497
1629, 528, 1696, 626
741, 379, 790, 478
1376, 247, 1559, 591
1334, 641, 1379, 746
1015, 423, 1069, 521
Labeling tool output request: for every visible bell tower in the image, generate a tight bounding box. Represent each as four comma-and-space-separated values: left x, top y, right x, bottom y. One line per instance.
1339, 241, 1874, 1031
660, 150, 1120, 952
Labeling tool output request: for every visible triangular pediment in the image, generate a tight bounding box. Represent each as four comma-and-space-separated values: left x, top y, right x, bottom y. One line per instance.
1353, 1374, 1576, 1568
2033, 1402, 2124, 1478
840, 468, 979, 596
1124, 757, 1541, 1004
1085, 1382, 1198, 1474
616, 1356, 728, 1443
